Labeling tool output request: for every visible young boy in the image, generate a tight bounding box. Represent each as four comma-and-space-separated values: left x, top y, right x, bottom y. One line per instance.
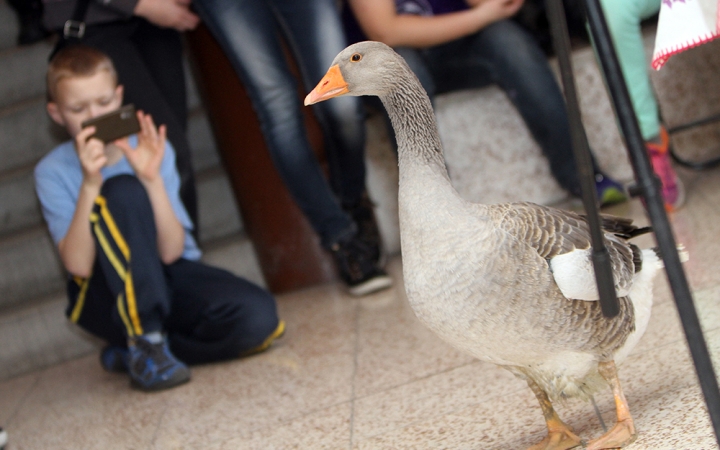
35, 45, 285, 392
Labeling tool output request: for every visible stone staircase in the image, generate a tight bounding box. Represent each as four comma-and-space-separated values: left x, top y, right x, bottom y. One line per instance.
0, 1, 266, 380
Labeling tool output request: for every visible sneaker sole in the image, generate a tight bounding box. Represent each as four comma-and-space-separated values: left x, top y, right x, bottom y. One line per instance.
239, 320, 286, 357
100, 347, 129, 373
667, 176, 686, 212
599, 187, 628, 208
348, 274, 393, 296
130, 369, 191, 392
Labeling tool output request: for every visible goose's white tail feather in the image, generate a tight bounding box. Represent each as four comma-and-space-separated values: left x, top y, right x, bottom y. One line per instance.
656, 243, 690, 269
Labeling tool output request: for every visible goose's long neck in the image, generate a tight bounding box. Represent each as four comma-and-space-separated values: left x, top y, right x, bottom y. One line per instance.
380, 77, 449, 179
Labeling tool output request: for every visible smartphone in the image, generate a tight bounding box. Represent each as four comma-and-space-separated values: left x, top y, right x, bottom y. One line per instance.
81, 104, 141, 143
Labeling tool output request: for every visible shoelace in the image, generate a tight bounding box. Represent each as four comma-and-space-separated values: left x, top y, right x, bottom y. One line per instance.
132, 339, 174, 374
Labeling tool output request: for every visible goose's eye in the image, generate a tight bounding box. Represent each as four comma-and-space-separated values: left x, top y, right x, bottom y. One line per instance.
350, 53, 362, 62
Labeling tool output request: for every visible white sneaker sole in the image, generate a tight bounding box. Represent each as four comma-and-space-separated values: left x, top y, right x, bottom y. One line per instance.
348, 274, 393, 296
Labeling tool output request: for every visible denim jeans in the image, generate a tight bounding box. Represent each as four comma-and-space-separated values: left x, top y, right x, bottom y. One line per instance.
193, 0, 367, 247
390, 19, 597, 195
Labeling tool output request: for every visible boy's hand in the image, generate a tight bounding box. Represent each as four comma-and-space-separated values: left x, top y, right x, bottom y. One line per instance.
75, 126, 106, 188
115, 111, 167, 185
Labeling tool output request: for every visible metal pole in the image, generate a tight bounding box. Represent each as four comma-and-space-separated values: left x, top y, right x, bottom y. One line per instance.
582, 0, 720, 443
546, 0, 620, 317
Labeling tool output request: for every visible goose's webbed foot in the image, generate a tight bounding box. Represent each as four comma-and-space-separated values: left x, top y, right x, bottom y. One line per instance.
528, 427, 584, 450
585, 418, 636, 450
585, 360, 637, 450
526, 377, 585, 450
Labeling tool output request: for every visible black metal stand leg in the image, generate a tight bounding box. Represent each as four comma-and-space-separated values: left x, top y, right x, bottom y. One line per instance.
546, 0, 720, 445
545, 0, 620, 318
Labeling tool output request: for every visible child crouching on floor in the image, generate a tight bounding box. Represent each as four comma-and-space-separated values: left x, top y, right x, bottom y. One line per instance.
35, 45, 284, 392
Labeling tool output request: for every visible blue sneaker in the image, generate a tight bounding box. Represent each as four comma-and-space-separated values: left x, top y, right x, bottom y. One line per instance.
100, 345, 129, 373
595, 173, 627, 207
128, 336, 190, 392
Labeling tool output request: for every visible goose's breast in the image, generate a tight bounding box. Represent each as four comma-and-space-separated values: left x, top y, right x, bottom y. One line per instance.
398, 184, 565, 364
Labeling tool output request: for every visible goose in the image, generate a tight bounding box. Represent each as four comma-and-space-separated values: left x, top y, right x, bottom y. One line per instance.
305, 41, 670, 450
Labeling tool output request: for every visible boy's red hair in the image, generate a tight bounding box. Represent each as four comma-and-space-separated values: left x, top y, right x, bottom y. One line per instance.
47, 45, 118, 102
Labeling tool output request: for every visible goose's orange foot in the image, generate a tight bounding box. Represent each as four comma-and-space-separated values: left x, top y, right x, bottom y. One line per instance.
585, 418, 637, 450
527, 429, 584, 450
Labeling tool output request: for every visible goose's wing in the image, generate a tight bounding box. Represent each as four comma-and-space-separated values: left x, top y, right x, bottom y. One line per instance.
493, 202, 644, 301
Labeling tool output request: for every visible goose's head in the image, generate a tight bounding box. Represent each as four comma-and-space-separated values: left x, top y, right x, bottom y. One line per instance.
305, 41, 410, 105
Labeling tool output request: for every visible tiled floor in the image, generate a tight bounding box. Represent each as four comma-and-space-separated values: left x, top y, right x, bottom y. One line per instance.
2, 163, 720, 449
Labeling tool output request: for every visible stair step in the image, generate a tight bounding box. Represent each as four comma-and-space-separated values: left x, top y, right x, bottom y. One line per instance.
0, 227, 65, 311
0, 233, 262, 381
0, 99, 64, 174
0, 41, 53, 110
196, 168, 243, 243
0, 293, 99, 381
0, 169, 41, 237
187, 107, 222, 172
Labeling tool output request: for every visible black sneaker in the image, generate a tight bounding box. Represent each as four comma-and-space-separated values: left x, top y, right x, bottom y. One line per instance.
343, 193, 383, 265
330, 233, 392, 296
0, 426, 7, 450
100, 345, 129, 373
128, 336, 191, 392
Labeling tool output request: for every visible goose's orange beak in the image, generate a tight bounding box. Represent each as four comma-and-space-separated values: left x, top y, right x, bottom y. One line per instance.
304, 65, 349, 105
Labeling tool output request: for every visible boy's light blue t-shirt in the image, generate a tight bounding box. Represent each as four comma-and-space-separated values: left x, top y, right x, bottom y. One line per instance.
34, 135, 201, 261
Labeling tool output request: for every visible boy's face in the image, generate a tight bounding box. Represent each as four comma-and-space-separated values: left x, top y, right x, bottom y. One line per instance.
47, 70, 123, 138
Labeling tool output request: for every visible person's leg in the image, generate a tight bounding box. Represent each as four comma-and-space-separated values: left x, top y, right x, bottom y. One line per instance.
425, 20, 624, 202
163, 259, 282, 364
82, 21, 200, 236
71, 175, 170, 337
600, 0, 661, 141
598, 0, 682, 209
272, 0, 367, 205
193, 0, 353, 247
429, 21, 584, 193
130, 20, 189, 133
194, 0, 392, 294
273, 0, 392, 266
66, 264, 129, 348
72, 174, 190, 390
6, 0, 49, 45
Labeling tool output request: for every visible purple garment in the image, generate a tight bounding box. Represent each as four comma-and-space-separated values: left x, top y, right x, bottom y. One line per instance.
395, 0, 467, 15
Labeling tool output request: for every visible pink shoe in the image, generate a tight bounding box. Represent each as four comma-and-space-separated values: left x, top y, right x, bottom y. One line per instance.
646, 127, 685, 211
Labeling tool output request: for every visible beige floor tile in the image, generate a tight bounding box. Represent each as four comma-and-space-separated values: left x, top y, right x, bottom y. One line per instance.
152, 285, 360, 448
203, 402, 352, 450
352, 361, 523, 442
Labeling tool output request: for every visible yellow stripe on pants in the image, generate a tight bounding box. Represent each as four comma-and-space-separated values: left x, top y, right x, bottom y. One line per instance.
90, 196, 143, 336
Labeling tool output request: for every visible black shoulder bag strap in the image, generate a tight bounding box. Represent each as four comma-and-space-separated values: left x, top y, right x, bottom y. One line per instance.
49, 0, 92, 60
